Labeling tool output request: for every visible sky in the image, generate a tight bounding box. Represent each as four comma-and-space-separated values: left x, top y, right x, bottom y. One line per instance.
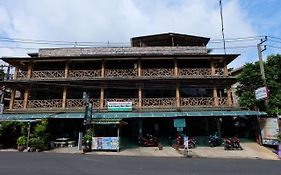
0, 0, 281, 69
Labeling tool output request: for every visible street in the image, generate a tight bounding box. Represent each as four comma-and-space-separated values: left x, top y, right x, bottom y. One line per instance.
0, 152, 280, 175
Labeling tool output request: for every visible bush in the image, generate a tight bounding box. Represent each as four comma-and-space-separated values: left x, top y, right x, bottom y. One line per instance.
82, 129, 92, 148
17, 136, 27, 146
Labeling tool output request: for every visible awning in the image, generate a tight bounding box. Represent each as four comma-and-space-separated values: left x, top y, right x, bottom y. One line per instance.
93, 111, 267, 119
0, 112, 84, 121
0, 110, 267, 121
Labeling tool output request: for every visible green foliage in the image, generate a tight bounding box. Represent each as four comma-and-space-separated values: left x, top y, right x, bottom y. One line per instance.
82, 129, 92, 145
29, 137, 44, 149
236, 54, 281, 116
32, 119, 50, 149
17, 136, 27, 146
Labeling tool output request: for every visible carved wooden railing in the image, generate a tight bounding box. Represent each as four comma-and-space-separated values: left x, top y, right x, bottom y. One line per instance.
142, 98, 176, 107
105, 98, 139, 107
179, 68, 211, 77
17, 71, 28, 79
142, 68, 174, 77
66, 98, 100, 108
32, 70, 64, 79
215, 68, 224, 76
180, 97, 214, 106
105, 69, 137, 77
218, 97, 228, 106
13, 100, 24, 109
68, 70, 101, 78
28, 99, 63, 108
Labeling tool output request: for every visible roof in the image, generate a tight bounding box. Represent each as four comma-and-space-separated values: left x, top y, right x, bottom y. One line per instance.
131, 32, 210, 47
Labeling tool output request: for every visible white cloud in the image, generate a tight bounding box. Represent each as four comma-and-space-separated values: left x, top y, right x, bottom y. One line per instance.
0, 0, 260, 68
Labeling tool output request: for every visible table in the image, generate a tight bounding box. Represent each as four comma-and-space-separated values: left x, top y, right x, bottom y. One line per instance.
54, 138, 70, 147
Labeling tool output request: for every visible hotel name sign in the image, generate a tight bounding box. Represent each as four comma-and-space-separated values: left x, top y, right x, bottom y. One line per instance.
107, 102, 132, 112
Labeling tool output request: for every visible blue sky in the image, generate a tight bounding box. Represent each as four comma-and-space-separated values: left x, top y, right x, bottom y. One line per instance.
0, 0, 280, 69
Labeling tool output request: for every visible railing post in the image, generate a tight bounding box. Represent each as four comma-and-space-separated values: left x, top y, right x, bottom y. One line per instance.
64, 61, 69, 78
174, 58, 178, 77
223, 60, 228, 76
138, 59, 141, 77
62, 87, 67, 108
13, 67, 19, 80
9, 88, 16, 109
213, 87, 218, 106
176, 82, 180, 107
227, 86, 232, 106
23, 87, 29, 109
138, 86, 142, 108
100, 87, 104, 108
27, 61, 33, 79
101, 59, 105, 77
210, 61, 215, 76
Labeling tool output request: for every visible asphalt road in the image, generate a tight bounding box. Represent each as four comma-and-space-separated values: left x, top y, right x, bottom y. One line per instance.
0, 152, 280, 175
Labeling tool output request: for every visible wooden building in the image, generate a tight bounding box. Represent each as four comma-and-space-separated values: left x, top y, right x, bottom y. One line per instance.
0, 33, 265, 147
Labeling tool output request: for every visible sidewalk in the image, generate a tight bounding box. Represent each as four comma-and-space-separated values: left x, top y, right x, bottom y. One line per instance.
44, 142, 279, 160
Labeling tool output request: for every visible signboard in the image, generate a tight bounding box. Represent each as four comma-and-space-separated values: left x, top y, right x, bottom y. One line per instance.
177, 127, 183, 132
255, 87, 268, 100
107, 102, 132, 112
174, 119, 186, 128
260, 117, 279, 145
92, 137, 119, 150
84, 103, 92, 125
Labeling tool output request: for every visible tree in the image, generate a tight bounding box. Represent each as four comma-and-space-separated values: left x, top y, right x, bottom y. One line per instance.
236, 54, 281, 116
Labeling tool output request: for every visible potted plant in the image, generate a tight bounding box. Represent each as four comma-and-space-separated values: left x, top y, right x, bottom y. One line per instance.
17, 136, 27, 152
82, 129, 92, 153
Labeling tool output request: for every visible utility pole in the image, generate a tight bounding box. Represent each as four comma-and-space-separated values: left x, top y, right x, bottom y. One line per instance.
257, 36, 268, 108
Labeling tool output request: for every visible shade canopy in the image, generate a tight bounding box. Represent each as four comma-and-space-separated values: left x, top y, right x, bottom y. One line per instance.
0, 111, 266, 121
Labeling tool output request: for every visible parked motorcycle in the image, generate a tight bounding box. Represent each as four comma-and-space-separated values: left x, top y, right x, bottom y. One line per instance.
208, 133, 221, 147
140, 134, 159, 147
224, 137, 243, 150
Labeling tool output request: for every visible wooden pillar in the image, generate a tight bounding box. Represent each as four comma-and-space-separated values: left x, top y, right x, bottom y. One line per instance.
27, 62, 33, 79
64, 61, 69, 78
13, 67, 19, 80
174, 58, 178, 77
138, 85, 142, 107
210, 61, 215, 76
23, 87, 29, 109
213, 87, 218, 106
223, 60, 228, 76
227, 86, 232, 106
176, 82, 180, 107
101, 59, 105, 77
137, 59, 141, 77
100, 87, 104, 108
62, 87, 67, 108
9, 88, 16, 109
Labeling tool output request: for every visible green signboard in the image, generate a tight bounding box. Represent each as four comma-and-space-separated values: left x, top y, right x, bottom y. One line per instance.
174, 119, 186, 128
107, 102, 132, 112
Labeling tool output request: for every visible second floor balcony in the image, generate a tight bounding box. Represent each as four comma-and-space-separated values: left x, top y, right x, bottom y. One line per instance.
11, 97, 230, 111
15, 67, 226, 80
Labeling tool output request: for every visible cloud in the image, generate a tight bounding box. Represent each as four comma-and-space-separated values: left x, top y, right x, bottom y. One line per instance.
0, 0, 259, 68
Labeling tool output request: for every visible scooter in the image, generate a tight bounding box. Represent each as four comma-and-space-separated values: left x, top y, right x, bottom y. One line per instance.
140, 134, 158, 147
208, 133, 221, 147
224, 137, 243, 150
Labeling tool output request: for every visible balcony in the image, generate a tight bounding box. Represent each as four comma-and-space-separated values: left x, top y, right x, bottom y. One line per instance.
12, 97, 230, 110
14, 68, 226, 80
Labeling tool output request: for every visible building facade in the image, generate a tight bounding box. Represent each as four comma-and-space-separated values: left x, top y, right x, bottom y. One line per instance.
0, 33, 265, 148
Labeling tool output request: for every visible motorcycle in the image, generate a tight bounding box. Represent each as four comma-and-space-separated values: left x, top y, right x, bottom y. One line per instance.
208, 133, 221, 147
224, 137, 243, 150
140, 134, 159, 147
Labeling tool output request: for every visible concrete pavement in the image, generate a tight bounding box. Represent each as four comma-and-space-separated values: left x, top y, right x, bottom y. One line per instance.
44, 141, 279, 160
